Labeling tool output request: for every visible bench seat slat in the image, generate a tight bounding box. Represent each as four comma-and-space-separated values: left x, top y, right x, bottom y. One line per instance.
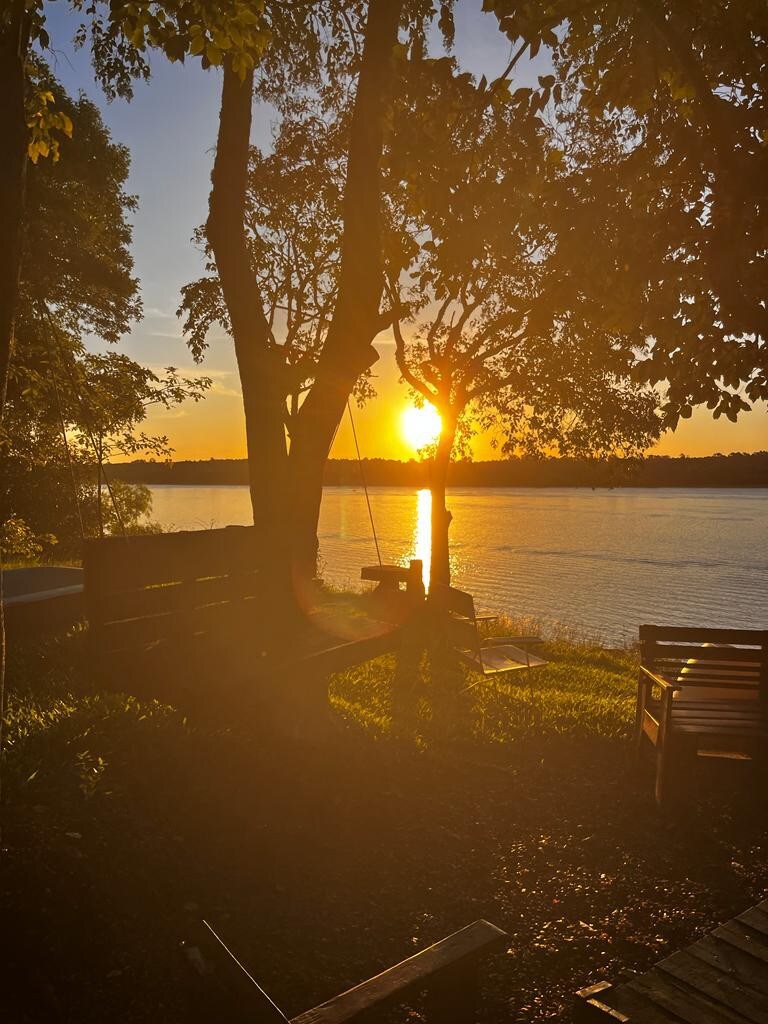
86, 526, 268, 594
459, 645, 547, 675
640, 625, 768, 645
645, 645, 763, 664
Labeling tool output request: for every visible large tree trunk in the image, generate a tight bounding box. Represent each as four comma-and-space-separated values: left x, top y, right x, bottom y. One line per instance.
287, 0, 402, 577
0, 3, 29, 421
207, 63, 289, 553
429, 418, 457, 592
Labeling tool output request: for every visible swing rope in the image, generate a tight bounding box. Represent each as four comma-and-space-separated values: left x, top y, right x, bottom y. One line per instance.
346, 398, 381, 566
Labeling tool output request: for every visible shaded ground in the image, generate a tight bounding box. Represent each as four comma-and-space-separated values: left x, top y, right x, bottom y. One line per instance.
2, 629, 767, 1022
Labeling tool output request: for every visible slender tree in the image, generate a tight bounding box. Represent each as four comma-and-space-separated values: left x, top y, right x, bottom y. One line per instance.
387, 60, 662, 589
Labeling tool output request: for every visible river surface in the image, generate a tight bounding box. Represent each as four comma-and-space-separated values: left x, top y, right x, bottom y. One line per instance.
146, 485, 767, 644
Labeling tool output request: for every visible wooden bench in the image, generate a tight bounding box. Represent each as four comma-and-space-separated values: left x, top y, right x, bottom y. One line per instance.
83, 527, 406, 712
431, 584, 547, 677
635, 625, 768, 805
185, 918, 508, 1022
575, 896, 768, 1022
84, 526, 277, 693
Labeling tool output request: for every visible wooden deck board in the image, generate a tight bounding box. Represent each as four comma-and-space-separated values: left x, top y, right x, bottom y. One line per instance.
577, 899, 768, 1022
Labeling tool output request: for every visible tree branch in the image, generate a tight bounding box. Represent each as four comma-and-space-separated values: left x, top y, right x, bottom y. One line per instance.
392, 314, 439, 404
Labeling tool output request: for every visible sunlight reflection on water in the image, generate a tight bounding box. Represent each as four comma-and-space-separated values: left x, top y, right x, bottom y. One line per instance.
406, 488, 431, 589
146, 484, 768, 643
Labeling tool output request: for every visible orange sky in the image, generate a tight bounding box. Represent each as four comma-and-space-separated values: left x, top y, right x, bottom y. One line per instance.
144, 333, 768, 463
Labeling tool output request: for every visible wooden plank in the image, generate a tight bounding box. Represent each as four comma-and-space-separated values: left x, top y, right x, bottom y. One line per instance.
97, 596, 266, 653
715, 923, 768, 964
84, 526, 267, 594
574, 982, 632, 1022
656, 949, 768, 1022
290, 920, 507, 1024
628, 972, 751, 1024
640, 625, 768, 646
669, 725, 765, 739
646, 646, 764, 665
670, 716, 764, 728
99, 571, 265, 623
673, 671, 763, 685
690, 936, 768, 997
670, 699, 762, 708
669, 703, 764, 715
599, 981, 682, 1023
736, 909, 768, 938
671, 708, 765, 724
272, 627, 403, 680
361, 565, 412, 584
643, 714, 660, 745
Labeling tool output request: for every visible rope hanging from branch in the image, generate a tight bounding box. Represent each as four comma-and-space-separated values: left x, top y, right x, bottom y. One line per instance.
347, 398, 382, 566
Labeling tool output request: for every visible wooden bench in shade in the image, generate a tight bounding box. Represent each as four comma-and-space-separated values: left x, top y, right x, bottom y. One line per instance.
84, 527, 275, 685
186, 918, 508, 1023
576, 897, 768, 1022
635, 625, 768, 805
83, 527, 403, 708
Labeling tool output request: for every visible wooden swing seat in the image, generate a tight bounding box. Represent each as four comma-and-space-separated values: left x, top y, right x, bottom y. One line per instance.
458, 640, 547, 676
431, 584, 547, 676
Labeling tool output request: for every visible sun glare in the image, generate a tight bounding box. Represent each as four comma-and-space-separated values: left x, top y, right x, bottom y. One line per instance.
401, 403, 442, 451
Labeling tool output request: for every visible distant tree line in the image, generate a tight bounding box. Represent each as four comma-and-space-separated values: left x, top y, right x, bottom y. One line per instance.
110, 452, 768, 489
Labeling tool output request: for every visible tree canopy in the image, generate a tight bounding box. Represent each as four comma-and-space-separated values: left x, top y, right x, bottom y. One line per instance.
485, 0, 767, 428
2, 67, 208, 554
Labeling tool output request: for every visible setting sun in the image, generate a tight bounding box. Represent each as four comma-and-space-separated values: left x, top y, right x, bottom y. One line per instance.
401, 403, 442, 451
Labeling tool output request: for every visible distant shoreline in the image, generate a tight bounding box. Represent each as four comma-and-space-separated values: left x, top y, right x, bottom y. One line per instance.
109, 453, 768, 489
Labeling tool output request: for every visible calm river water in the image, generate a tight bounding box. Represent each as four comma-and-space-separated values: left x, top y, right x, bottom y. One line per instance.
147, 485, 767, 644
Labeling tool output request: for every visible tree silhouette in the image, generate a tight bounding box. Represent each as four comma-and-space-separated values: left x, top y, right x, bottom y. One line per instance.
386, 58, 662, 589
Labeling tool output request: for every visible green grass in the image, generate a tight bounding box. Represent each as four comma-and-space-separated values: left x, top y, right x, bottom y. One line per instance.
3, 624, 637, 811
331, 619, 638, 749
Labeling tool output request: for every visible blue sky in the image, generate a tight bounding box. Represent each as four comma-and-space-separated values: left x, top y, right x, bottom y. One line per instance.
39, 2, 767, 460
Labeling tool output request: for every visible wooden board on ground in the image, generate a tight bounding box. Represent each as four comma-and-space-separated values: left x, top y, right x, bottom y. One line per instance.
576, 897, 768, 1023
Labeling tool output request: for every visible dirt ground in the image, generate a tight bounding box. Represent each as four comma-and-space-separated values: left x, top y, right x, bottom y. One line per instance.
3, 683, 767, 1023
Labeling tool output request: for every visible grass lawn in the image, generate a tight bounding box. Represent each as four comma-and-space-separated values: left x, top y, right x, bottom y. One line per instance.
2, 624, 767, 1022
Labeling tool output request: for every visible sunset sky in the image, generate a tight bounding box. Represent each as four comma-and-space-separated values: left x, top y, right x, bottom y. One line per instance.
44, 3, 767, 463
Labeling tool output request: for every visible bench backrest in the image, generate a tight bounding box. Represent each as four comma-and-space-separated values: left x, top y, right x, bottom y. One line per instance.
431, 584, 483, 659
639, 625, 768, 703
84, 526, 271, 655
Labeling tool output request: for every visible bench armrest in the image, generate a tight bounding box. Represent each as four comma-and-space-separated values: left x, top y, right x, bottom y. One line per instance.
291, 920, 507, 1024
640, 665, 682, 693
